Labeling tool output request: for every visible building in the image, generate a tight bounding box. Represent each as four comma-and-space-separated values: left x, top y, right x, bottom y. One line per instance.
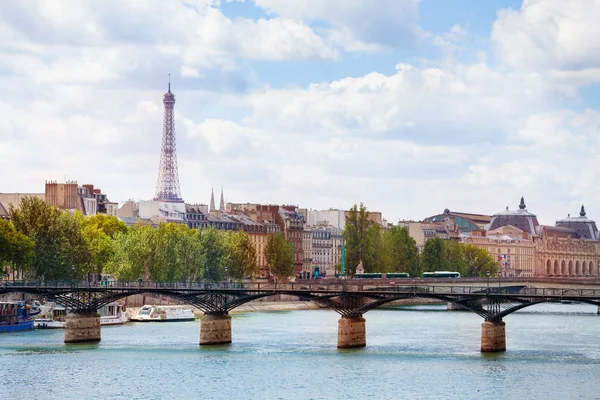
462, 226, 536, 277
312, 227, 333, 276
479, 198, 600, 278
423, 209, 492, 232
0, 193, 45, 220
45, 181, 116, 217
302, 227, 313, 275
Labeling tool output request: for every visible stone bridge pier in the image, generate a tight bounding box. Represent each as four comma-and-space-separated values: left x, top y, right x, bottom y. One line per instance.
481, 320, 506, 352
337, 315, 366, 348
200, 313, 232, 345
64, 312, 101, 344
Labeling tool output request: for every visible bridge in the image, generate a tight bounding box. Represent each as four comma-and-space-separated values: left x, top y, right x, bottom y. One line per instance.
3, 280, 600, 352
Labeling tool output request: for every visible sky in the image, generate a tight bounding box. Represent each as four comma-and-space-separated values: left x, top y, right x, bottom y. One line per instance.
2, 0, 600, 224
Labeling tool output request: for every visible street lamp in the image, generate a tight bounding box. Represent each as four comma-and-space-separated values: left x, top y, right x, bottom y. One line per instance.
486, 272, 490, 293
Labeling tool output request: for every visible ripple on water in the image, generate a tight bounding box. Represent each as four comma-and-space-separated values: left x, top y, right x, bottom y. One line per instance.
1, 305, 599, 399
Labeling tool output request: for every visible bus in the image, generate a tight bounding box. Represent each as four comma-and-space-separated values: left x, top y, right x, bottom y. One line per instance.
353, 273, 410, 279
422, 271, 461, 278
354, 273, 382, 279
385, 273, 410, 279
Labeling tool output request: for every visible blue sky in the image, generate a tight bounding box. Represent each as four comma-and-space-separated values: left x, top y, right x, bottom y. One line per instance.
1, 0, 600, 224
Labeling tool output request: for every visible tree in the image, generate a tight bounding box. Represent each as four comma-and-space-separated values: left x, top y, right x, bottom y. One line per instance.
109, 222, 156, 281
150, 223, 188, 282
343, 203, 372, 272
9, 197, 92, 280
226, 230, 258, 281
0, 219, 34, 277
362, 223, 386, 273
384, 226, 420, 277
421, 237, 446, 272
443, 240, 464, 275
198, 227, 228, 282
78, 213, 127, 277
176, 229, 203, 282
264, 232, 293, 280
462, 244, 498, 277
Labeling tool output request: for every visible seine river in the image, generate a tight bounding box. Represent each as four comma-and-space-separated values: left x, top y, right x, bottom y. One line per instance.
1, 304, 600, 399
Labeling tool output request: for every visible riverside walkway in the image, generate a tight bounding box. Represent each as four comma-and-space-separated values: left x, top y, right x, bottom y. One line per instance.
3, 279, 600, 352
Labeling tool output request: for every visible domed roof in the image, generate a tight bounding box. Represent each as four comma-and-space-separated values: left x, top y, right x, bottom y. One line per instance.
488, 197, 540, 235
555, 205, 598, 239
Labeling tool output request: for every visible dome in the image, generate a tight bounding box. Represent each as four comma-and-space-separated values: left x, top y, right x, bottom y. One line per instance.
488, 197, 540, 235
555, 205, 598, 239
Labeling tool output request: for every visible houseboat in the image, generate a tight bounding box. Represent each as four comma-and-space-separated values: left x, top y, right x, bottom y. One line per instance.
0, 301, 35, 332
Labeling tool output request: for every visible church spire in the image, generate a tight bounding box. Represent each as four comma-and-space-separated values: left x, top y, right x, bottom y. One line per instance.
580, 204, 586, 217
519, 196, 526, 210
219, 186, 225, 212
209, 186, 215, 212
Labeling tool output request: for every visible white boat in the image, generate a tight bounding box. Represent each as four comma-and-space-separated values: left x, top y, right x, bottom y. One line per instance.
34, 301, 128, 329
130, 305, 195, 322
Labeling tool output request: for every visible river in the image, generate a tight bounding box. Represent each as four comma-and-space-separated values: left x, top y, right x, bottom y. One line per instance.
1, 303, 599, 399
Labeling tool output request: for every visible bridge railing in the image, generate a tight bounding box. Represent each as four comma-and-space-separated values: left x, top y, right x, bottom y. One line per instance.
3, 280, 600, 298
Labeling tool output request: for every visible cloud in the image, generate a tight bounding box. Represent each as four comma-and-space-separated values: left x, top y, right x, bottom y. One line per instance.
492, 0, 600, 82
254, 0, 422, 50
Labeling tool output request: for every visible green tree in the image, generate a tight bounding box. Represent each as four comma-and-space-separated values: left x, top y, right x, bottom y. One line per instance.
0, 219, 35, 277
151, 223, 188, 282
9, 197, 92, 280
226, 230, 258, 281
443, 240, 465, 275
109, 222, 156, 281
384, 226, 420, 277
462, 244, 498, 277
198, 227, 228, 282
421, 237, 446, 272
362, 223, 386, 273
264, 232, 293, 280
176, 229, 203, 282
343, 203, 371, 272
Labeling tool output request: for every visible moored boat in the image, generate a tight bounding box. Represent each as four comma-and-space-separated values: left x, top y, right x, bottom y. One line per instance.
0, 301, 35, 332
130, 305, 195, 322
34, 301, 128, 329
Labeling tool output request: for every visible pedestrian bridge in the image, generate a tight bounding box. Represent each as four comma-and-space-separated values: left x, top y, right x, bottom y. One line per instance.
3, 280, 600, 352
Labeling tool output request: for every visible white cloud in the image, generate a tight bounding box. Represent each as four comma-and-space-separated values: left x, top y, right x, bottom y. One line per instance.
254, 0, 422, 50
492, 0, 600, 79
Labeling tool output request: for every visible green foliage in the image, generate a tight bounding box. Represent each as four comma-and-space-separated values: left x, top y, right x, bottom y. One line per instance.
265, 232, 293, 279
462, 244, 498, 277
421, 237, 446, 272
226, 230, 259, 281
343, 203, 372, 273
109, 222, 155, 281
384, 226, 420, 277
362, 223, 385, 273
0, 219, 34, 277
198, 227, 228, 282
9, 196, 89, 280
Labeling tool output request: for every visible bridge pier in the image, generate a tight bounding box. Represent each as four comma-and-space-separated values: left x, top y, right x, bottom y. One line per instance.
200, 313, 232, 345
64, 312, 101, 344
597, 306, 600, 315
481, 320, 506, 353
447, 302, 465, 311
337, 316, 366, 349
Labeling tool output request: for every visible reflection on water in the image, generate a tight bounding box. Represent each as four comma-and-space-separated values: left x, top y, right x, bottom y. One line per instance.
1, 303, 599, 399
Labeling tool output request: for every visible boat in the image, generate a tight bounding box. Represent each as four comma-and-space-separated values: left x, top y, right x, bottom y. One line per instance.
0, 301, 35, 332
130, 305, 195, 322
34, 301, 128, 329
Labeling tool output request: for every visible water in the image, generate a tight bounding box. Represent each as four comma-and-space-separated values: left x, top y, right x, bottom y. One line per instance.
1, 304, 600, 399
